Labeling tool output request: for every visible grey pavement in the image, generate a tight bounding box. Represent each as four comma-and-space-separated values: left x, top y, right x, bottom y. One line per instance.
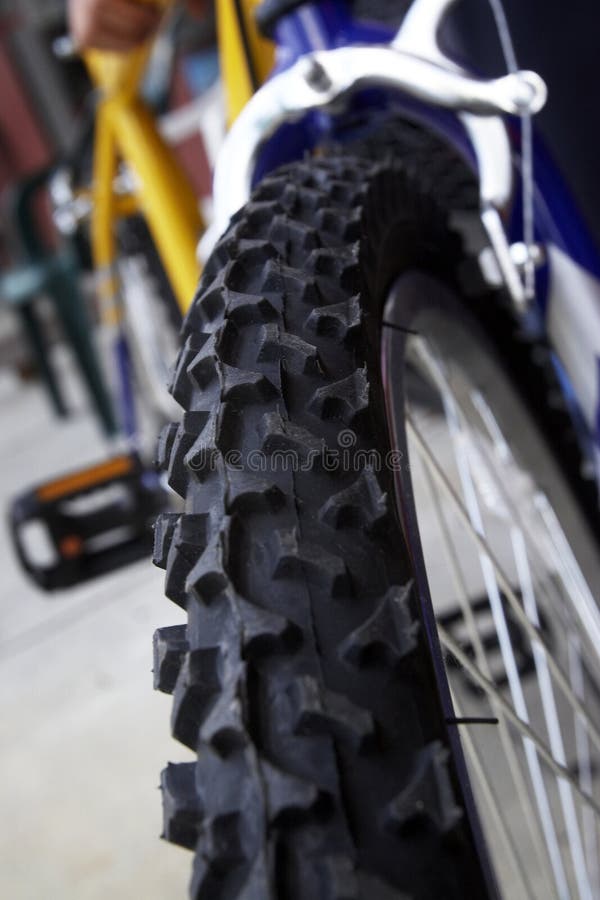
0, 358, 192, 899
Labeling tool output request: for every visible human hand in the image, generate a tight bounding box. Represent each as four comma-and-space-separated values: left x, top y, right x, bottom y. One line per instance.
67, 0, 163, 52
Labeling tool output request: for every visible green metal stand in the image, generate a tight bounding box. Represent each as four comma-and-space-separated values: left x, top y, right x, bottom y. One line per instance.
0, 168, 117, 435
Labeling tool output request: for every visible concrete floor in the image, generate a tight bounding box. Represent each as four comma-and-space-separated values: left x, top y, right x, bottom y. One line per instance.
0, 360, 193, 899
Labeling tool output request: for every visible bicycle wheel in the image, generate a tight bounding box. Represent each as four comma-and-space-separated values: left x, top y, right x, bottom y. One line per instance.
383, 272, 600, 899
153, 142, 599, 898
117, 216, 183, 427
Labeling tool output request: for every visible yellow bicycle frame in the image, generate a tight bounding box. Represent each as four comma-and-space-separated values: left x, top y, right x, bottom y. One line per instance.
84, 0, 273, 315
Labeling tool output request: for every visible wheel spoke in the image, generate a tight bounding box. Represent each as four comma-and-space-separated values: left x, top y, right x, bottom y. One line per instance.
451, 692, 535, 900
535, 493, 600, 662
411, 340, 572, 896
569, 633, 600, 896
407, 411, 600, 759
470, 386, 600, 668
512, 528, 593, 900
466, 388, 583, 638
392, 308, 600, 897
418, 452, 560, 898
453, 382, 594, 898
439, 625, 600, 820
474, 456, 600, 894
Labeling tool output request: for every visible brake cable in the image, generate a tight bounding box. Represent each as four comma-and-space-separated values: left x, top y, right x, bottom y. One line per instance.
487, 0, 536, 300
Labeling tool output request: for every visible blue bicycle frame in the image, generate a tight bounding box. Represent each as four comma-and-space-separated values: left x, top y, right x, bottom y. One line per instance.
208, 0, 600, 497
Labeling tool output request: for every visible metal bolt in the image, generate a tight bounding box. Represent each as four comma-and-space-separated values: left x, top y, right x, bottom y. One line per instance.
305, 59, 332, 94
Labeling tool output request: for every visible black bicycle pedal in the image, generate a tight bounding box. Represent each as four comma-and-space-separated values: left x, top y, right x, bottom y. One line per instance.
10, 453, 171, 591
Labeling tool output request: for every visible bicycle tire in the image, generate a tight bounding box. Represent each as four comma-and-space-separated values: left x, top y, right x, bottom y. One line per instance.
153, 147, 500, 899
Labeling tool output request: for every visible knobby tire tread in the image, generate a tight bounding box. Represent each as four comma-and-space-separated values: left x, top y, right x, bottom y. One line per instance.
154, 139, 493, 900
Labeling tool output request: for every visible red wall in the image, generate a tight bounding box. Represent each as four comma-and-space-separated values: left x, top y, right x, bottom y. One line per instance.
0, 39, 51, 192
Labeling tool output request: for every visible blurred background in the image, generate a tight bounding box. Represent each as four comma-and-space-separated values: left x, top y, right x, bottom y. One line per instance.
0, 1, 218, 896
0, 0, 598, 897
